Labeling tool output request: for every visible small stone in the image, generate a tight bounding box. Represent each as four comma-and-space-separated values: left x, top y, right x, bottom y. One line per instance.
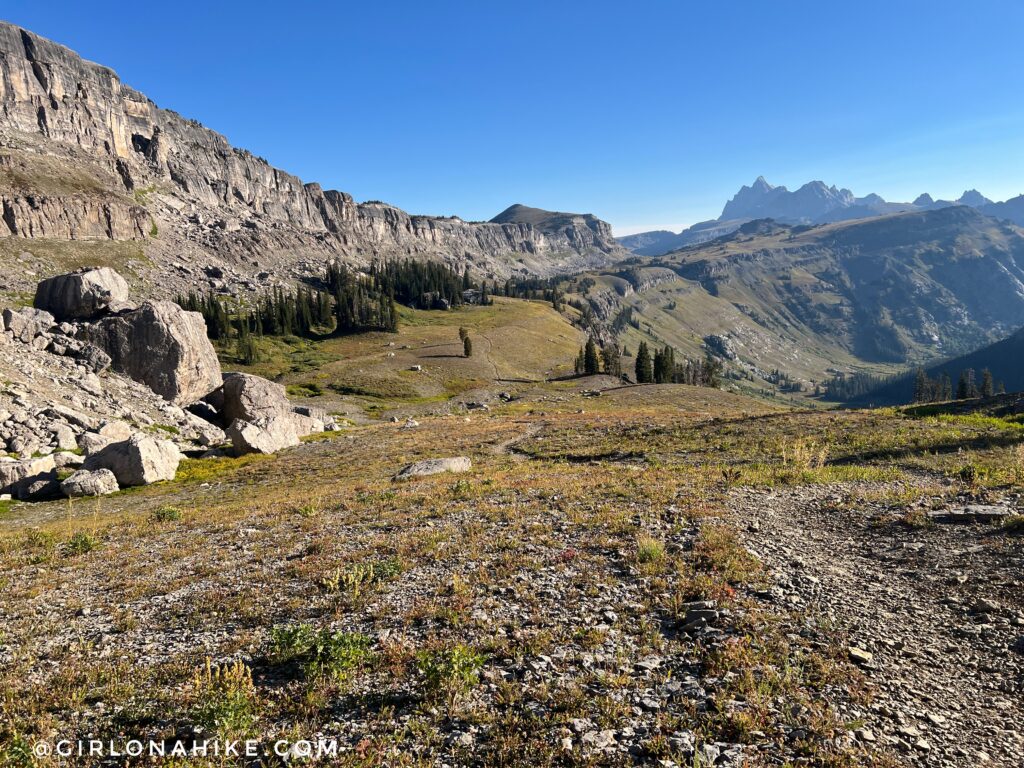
848, 646, 873, 665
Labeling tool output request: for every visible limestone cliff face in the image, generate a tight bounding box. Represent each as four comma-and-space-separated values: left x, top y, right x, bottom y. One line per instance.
0, 22, 623, 286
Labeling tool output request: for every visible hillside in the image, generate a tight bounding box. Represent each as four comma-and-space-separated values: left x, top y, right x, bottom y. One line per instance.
565, 207, 1024, 397
845, 327, 1024, 406
0, 22, 625, 302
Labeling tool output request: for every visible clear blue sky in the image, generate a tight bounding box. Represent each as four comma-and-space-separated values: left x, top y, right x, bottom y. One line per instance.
6, 1, 1024, 234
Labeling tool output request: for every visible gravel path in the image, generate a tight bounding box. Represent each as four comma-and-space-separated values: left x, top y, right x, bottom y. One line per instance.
733, 484, 1024, 768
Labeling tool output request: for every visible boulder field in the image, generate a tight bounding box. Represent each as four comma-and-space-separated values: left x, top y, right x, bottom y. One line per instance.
0, 268, 336, 502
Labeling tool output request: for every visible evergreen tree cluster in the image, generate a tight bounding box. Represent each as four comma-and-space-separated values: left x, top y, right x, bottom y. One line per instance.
328, 260, 467, 311
500, 276, 564, 309
827, 366, 1005, 405
633, 341, 721, 387
952, 367, 1000, 400
822, 372, 887, 402
573, 338, 623, 377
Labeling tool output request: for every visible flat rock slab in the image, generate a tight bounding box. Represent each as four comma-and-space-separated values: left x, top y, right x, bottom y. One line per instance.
927, 505, 1014, 524
393, 457, 472, 481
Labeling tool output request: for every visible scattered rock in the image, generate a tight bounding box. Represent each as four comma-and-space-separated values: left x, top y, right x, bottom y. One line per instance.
394, 456, 472, 480
847, 646, 873, 665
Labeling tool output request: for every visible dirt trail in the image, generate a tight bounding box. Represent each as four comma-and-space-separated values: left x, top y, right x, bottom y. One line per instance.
731, 484, 1024, 768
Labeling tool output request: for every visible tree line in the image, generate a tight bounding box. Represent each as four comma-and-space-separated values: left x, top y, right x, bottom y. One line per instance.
633, 341, 722, 387
914, 367, 1003, 403
824, 366, 1007, 404
571, 338, 721, 388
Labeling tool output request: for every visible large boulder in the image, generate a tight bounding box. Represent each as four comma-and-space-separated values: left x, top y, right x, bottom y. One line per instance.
61, 468, 119, 497
34, 267, 131, 320
79, 301, 221, 404
83, 433, 181, 486
226, 416, 300, 455
393, 457, 472, 481
221, 373, 292, 424
3, 307, 55, 343
0, 455, 57, 498
205, 373, 327, 455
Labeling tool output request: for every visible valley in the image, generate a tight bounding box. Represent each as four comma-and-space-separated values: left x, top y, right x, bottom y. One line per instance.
1, 14, 1024, 768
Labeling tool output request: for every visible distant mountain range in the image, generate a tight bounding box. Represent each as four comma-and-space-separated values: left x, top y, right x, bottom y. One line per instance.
619, 176, 1024, 256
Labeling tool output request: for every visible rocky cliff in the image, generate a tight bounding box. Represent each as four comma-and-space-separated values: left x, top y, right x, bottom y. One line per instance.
0, 22, 624, 296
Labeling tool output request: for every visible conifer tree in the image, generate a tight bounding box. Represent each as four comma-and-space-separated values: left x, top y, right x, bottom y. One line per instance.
635, 342, 653, 383
463, 336, 473, 358
956, 370, 969, 400
981, 368, 994, 398
583, 338, 600, 375
913, 368, 928, 403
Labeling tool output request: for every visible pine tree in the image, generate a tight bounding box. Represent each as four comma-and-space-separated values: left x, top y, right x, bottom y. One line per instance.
583, 338, 600, 375
956, 370, 969, 400
635, 342, 653, 383
575, 348, 586, 375
913, 368, 928, 403
602, 344, 621, 377
981, 368, 994, 398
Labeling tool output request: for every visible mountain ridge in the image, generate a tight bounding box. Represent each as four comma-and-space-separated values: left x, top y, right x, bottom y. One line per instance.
0, 21, 624, 298
619, 176, 1023, 256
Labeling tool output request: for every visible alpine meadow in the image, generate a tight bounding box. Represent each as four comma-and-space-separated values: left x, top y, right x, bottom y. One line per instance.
0, 5, 1022, 768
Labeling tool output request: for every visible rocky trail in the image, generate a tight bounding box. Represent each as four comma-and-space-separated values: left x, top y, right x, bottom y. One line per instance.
733, 483, 1024, 767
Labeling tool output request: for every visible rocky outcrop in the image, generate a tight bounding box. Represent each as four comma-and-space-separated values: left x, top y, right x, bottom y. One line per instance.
1, 194, 149, 240
220, 373, 292, 425
0, 21, 624, 291
0, 455, 56, 499
80, 300, 221, 404
35, 267, 130, 320
226, 415, 300, 456
83, 433, 181, 486
3, 307, 54, 343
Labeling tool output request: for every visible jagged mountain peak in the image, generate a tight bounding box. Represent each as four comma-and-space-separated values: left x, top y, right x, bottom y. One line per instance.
958, 189, 992, 207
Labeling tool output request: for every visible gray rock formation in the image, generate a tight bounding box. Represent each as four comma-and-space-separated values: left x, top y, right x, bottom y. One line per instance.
0, 455, 56, 499
80, 301, 220, 404
3, 308, 55, 343
226, 415, 300, 455
220, 373, 292, 425
34, 267, 131, 320
394, 456, 472, 481
0, 21, 625, 299
213, 372, 333, 455
83, 433, 181, 486
61, 468, 119, 497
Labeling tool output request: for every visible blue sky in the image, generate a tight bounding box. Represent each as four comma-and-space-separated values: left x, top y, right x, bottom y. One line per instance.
6, 1, 1024, 234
